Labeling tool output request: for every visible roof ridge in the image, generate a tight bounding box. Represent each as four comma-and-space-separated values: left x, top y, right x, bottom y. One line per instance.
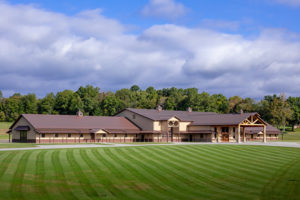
23, 114, 124, 118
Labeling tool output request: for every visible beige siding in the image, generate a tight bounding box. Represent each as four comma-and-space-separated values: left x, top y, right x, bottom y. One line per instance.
179, 122, 191, 132
188, 125, 213, 131
117, 110, 154, 130
11, 116, 36, 140
161, 121, 168, 132
153, 121, 161, 131
168, 117, 179, 121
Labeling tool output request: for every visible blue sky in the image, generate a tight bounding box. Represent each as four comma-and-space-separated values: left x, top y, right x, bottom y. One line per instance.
1, 0, 300, 98
8, 0, 300, 34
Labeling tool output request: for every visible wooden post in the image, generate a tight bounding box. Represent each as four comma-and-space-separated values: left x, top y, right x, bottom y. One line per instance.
9, 133, 11, 143
217, 127, 220, 143
263, 125, 267, 143
237, 125, 241, 143
243, 127, 246, 143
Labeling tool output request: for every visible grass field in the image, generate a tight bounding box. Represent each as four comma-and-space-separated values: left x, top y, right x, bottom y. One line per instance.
0, 122, 12, 140
0, 145, 299, 200
281, 128, 300, 142
0, 122, 12, 129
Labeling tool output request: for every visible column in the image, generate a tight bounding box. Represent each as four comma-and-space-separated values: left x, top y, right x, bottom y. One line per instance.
263, 125, 267, 143
237, 125, 241, 143
217, 127, 221, 143
243, 127, 246, 143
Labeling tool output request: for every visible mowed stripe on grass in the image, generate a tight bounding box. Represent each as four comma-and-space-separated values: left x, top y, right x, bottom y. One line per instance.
0, 145, 299, 200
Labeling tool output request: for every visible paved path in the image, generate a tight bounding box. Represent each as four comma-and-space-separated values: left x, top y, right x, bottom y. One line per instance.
0, 142, 300, 151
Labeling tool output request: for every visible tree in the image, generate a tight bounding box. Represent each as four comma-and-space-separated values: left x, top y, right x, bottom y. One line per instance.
130, 85, 140, 92
287, 97, 300, 131
257, 96, 274, 123
0, 90, 3, 101
38, 93, 56, 114
270, 94, 293, 131
100, 94, 123, 116
2, 94, 23, 121
69, 93, 84, 114
54, 90, 75, 114
238, 98, 256, 113
208, 94, 230, 113
229, 96, 243, 113
0, 111, 5, 121
115, 88, 134, 108
21, 93, 38, 114
76, 85, 101, 115
180, 88, 202, 111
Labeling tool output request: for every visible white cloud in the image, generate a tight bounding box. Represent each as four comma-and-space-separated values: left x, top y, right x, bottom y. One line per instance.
0, 2, 300, 98
272, 0, 300, 6
142, 0, 186, 19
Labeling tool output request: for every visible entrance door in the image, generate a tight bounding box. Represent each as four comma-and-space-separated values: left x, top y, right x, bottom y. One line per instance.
170, 128, 174, 142
20, 131, 27, 142
189, 134, 193, 142
221, 127, 229, 142
222, 133, 229, 142
141, 134, 145, 142
90, 133, 95, 141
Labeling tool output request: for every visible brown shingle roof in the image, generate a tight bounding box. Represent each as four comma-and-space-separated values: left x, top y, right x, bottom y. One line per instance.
190, 113, 260, 126
125, 108, 262, 126
246, 123, 281, 134
21, 114, 140, 132
125, 108, 216, 121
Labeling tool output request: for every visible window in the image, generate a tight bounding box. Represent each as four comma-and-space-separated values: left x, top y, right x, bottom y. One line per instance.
114, 134, 117, 137
42, 133, 45, 138
233, 127, 236, 132
132, 114, 136, 119
102, 134, 106, 137
125, 134, 128, 138
55, 133, 59, 137
80, 134, 83, 138
222, 127, 229, 132
200, 134, 203, 138
68, 133, 71, 138
214, 127, 217, 133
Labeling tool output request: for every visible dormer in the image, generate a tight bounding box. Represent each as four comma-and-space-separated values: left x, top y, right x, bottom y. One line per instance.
76, 110, 83, 117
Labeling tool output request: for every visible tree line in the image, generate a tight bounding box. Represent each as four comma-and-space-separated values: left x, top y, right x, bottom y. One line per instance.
0, 85, 299, 130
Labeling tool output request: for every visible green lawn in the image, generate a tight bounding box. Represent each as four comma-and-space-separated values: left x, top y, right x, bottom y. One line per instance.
280, 128, 300, 142
0, 122, 12, 129
0, 145, 299, 200
0, 122, 12, 140
115, 142, 171, 145
0, 134, 8, 140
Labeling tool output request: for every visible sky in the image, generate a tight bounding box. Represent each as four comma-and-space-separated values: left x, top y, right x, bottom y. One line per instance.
0, 0, 300, 98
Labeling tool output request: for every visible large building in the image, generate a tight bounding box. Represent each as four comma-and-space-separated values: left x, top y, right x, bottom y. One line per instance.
8, 107, 281, 143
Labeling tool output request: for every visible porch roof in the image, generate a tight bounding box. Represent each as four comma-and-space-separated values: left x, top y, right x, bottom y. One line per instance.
14, 126, 30, 131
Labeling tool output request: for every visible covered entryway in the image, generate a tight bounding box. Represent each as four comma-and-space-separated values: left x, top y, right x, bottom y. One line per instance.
237, 114, 267, 143
15, 126, 30, 143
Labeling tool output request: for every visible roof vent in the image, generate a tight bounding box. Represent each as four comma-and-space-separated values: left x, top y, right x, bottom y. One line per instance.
240, 109, 244, 114
187, 107, 192, 112
77, 110, 83, 117
156, 105, 162, 112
